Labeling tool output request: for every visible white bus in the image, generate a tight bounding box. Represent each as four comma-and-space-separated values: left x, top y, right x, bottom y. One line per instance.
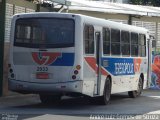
8, 12, 152, 105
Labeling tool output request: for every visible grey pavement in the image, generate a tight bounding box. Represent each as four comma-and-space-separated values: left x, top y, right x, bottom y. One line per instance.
0, 89, 160, 120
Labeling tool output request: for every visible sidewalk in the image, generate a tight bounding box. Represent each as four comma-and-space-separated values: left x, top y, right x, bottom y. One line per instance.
0, 91, 38, 103
0, 91, 39, 108
143, 89, 160, 96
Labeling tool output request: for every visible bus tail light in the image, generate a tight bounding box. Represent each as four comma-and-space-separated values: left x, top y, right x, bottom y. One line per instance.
76, 65, 81, 70
74, 70, 79, 75
8, 64, 16, 79
72, 65, 81, 80
11, 73, 15, 78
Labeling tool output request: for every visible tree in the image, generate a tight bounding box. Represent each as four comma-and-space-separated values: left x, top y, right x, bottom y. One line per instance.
130, 0, 160, 6
151, 0, 160, 6
130, 0, 141, 5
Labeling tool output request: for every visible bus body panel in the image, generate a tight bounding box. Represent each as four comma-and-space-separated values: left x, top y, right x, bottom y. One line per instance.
84, 56, 148, 95
9, 79, 83, 94
12, 47, 75, 83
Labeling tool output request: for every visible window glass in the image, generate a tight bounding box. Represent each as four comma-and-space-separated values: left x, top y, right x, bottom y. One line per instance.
103, 28, 110, 55
121, 31, 130, 43
139, 34, 146, 45
121, 31, 130, 56
15, 18, 75, 48
139, 34, 146, 57
131, 45, 138, 56
84, 25, 94, 54
131, 32, 138, 44
111, 43, 120, 55
111, 29, 120, 55
111, 29, 120, 42
141, 46, 146, 57
121, 44, 130, 56
16, 25, 31, 43
131, 32, 138, 56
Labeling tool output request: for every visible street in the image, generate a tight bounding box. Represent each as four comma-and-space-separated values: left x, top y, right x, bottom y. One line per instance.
0, 89, 160, 120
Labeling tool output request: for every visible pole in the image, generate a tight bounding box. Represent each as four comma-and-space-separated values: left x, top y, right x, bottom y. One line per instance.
0, 0, 6, 96
128, 15, 132, 25
36, 4, 40, 12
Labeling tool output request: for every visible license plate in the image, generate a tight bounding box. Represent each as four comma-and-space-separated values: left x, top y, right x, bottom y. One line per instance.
36, 73, 49, 79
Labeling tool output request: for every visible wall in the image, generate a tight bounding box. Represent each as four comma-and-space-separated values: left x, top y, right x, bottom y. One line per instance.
151, 52, 160, 89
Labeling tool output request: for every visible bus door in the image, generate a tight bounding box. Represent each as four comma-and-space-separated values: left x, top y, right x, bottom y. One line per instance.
95, 32, 102, 95
147, 35, 154, 88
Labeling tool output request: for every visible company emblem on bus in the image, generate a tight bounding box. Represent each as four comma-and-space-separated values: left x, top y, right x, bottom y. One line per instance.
32, 52, 62, 65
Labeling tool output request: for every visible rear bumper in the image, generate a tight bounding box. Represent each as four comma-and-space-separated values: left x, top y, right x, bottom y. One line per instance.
8, 79, 83, 94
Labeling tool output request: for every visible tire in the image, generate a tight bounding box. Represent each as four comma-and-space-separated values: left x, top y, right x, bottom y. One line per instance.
97, 77, 111, 105
39, 94, 61, 104
128, 77, 143, 98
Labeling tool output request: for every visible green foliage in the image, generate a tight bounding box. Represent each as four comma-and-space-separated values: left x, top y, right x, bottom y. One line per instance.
130, 0, 160, 6
130, 0, 141, 5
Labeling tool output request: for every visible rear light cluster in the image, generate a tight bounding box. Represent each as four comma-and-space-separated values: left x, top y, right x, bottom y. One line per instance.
8, 64, 15, 79
72, 65, 81, 80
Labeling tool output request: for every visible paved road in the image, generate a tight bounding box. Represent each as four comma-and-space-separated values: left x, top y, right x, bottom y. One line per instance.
0, 89, 160, 120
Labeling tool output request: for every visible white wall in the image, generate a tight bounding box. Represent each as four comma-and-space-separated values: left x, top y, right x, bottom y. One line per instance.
92, 0, 129, 3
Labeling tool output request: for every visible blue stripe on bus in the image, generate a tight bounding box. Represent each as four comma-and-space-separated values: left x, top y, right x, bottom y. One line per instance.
50, 53, 74, 66
102, 58, 135, 76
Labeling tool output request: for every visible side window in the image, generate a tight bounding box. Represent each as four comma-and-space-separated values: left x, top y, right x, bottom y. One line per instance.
103, 28, 110, 55
111, 29, 120, 55
84, 25, 94, 54
131, 32, 138, 57
139, 34, 146, 57
121, 31, 130, 56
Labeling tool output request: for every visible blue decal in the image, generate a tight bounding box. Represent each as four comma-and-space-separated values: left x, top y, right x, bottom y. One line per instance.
102, 58, 135, 76
50, 53, 74, 66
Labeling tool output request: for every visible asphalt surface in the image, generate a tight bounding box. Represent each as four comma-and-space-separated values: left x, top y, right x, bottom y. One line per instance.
0, 89, 160, 120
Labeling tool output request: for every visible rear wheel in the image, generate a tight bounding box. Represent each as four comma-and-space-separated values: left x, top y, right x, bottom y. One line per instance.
128, 77, 143, 98
96, 77, 111, 105
39, 94, 61, 104
89, 78, 111, 105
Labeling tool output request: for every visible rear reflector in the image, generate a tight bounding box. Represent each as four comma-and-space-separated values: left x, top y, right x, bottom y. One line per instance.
36, 73, 49, 79
72, 75, 76, 80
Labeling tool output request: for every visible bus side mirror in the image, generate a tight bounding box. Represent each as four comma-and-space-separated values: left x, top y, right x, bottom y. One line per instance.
149, 35, 155, 48
152, 40, 156, 48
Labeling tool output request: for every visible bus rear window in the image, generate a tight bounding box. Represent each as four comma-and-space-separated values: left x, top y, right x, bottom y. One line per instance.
14, 18, 75, 48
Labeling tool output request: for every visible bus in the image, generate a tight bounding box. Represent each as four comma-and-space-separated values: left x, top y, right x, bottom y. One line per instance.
8, 12, 152, 105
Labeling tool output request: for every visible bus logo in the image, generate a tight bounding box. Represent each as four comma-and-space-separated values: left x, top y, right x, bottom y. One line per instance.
32, 52, 62, 65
